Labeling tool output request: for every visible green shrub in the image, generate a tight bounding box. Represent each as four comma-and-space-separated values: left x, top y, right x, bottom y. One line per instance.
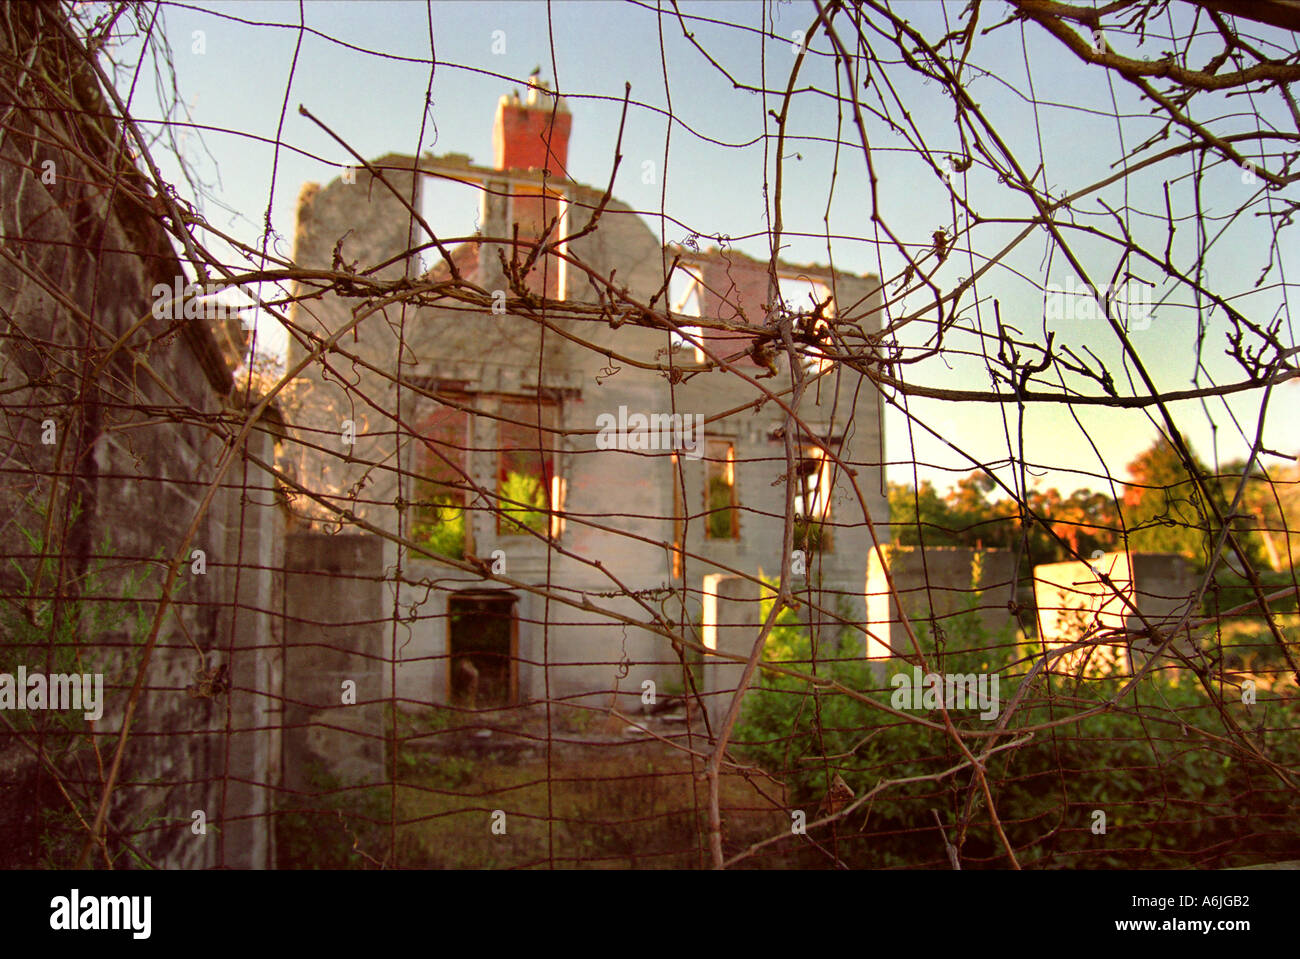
0, 501, 158, 867
733, 583, 1300, 868
275, 763, 390, 869
1204, 568, 1298, 617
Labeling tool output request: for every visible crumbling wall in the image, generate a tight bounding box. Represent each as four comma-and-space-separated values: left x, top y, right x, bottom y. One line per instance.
281, 532, 386, 791
1033, 551, 1197, 674
0, 4, 279, 868
285, 145, 887, 717
865, 546, 1019, 659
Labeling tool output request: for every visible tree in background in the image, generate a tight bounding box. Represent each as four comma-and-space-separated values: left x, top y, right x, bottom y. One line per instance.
887, 435, 1288, 577
1117, 433, 1267, 572
1216, 458, 1300, 573
887, 479, 966, 547
1023, 486, 1121, 562
888, 471, 1120, 567
1119, 434, 1210, 558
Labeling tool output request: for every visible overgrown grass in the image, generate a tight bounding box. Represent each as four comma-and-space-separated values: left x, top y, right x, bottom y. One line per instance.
275, 743, 788, 869
733, 580, 1300, 868
0, 500, 160, 868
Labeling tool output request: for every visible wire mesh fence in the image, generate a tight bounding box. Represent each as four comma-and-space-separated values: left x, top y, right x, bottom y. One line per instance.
1, 0, 1298, 870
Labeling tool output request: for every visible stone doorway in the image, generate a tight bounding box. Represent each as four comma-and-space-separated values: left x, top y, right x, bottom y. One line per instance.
447, 591, 518, 708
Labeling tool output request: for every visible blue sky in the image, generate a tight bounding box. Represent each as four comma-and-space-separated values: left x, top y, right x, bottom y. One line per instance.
102, 1, 1299, 493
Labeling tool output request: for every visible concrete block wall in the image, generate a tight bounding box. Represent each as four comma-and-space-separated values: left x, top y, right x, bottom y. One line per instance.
865, 546, 1019, 659
1033, 551, 1197, 674
285, 144, 887, 718
282, 533, 386, 791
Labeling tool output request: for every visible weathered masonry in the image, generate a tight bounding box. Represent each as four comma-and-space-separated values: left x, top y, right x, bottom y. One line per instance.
1034, 551, 1196, 675
0, 4, 280, 868
285, 77, 888, 725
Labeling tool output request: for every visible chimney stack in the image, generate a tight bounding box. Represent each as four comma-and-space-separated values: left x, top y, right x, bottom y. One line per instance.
492, 74, 571, 176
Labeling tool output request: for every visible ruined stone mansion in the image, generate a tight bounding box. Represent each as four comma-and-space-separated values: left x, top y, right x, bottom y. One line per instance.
283, 79, 888, 724
1, 4, 1237, 872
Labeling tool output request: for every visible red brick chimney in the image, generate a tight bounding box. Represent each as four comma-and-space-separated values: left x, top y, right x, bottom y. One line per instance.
492, 75, 571, 176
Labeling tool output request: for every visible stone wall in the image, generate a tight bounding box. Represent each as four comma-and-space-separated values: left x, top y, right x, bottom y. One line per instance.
1033, 551, 1197, 674
281, 533, 386, 792
865, 545, 1019, 659
0, 5, 280, 868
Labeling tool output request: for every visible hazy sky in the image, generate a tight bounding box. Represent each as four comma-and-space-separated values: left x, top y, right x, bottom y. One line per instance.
105, 1, 1299, 493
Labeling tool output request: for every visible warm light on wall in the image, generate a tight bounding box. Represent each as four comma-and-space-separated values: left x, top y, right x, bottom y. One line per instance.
701, 573, 724, 651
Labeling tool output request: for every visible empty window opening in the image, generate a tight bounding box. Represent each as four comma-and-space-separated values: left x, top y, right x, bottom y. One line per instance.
508, 184, 568, 298
413, 394, 472, 560
793, 443, 834, 552
419, 175, 485, 274
777, 274, 835, 372
448, 592, 517, 709
671, 451, 685, 578
705, 438, 739, 540
776, 274, 834, 316
668, 265, 705, 363
497, 395, 562, 537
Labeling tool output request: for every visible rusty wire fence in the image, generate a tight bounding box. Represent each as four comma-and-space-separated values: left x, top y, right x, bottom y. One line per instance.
1, 0, 1299, 870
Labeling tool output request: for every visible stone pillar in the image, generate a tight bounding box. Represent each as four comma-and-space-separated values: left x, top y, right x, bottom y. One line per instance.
282, 532, 385, 791
216, 422, 283, 867
702, 574, 761, 726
